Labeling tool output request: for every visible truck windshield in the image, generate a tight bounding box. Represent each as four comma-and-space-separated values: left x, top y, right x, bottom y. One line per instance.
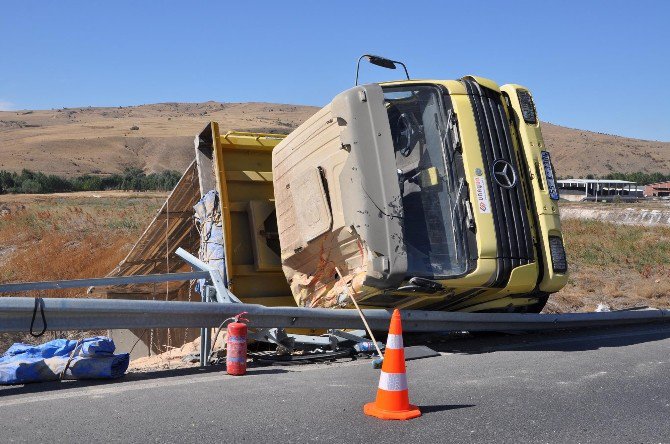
383, 85, 466, 279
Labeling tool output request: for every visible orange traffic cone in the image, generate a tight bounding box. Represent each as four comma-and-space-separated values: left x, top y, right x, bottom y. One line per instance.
364, 309, 421, 420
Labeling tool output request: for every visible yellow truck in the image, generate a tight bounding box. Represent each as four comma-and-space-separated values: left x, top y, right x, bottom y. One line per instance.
192, 55, 567, 314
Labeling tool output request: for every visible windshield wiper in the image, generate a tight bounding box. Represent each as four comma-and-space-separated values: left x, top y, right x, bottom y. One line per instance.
451, 177, 465, 215
397, 277, 444, 294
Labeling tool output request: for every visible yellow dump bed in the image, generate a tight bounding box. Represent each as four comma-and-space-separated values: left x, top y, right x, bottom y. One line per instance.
194, 123, 295, 306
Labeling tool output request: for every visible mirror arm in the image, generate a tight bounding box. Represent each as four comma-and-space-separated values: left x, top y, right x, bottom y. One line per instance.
356, 54, 411, 85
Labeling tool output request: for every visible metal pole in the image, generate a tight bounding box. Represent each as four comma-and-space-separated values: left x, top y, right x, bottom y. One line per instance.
335, 267, 383, 359
204, 287, 213, 365
175, 248, 240, 304
199, 286, 215, 367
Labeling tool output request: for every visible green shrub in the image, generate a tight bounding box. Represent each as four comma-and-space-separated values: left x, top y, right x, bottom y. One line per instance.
0, 168, 182, 195
20, 179, 43, 194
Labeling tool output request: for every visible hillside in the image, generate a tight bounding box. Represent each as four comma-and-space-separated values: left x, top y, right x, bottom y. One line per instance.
1, 102, 668, 178
0, 102, 318, 177
542, 122, 670, 177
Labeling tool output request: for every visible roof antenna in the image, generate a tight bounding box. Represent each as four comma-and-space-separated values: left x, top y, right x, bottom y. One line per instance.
355, 54, 410, 86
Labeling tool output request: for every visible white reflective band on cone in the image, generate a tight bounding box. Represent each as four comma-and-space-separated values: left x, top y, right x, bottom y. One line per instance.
385, 334, 403, 350
378, 371, 408, 391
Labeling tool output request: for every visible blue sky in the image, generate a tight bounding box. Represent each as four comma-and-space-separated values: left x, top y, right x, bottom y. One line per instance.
1, 1, 668, 141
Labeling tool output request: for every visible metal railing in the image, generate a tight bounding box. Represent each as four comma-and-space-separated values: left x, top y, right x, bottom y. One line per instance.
0, 247, 239, 366
0, 248, 232, 298
0, 271, 210, 294
0, 246, 668, 335
0, 296, 668, 333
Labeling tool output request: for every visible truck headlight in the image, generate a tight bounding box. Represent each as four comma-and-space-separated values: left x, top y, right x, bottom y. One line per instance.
548, 236, 567, 273
517, 89, 537, 124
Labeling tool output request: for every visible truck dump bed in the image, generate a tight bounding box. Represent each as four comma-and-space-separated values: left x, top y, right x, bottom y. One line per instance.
106, 125, 296, 356
194, 123, 295, 306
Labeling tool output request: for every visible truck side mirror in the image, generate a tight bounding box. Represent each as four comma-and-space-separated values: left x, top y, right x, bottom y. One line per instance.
355, 54, 410, 85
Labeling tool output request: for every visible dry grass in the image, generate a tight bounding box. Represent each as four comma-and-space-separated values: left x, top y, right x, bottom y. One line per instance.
546, 219, 670, 312
0, 192, 165, 351
0, 193, 165, 293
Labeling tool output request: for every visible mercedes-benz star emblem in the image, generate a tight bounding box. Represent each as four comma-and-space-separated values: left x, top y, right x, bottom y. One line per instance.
492, 159, 517, 189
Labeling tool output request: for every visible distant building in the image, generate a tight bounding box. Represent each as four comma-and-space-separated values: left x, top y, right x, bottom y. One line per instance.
644, 181, 670, 197
556, 179, 642, 202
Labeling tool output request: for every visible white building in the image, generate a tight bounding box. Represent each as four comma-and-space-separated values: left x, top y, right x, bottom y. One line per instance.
557, 179, 643, 202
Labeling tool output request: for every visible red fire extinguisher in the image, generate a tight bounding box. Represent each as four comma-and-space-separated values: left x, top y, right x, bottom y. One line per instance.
226, 312, 249, 376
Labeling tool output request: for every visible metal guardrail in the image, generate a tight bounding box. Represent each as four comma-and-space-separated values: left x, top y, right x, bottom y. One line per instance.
0, 271, 210, 294
0, 248, 238, 302
0, 297, 668, 333
0, 247, 667, 335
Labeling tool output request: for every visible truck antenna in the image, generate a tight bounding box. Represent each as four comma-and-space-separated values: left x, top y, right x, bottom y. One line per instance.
355, 54, 410, 86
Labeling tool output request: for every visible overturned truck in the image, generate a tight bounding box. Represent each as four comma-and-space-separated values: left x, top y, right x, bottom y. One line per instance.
108, 59, 568, 354
273, 74, 568, 313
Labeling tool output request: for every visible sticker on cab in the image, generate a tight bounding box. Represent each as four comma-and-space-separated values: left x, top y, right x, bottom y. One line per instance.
474, 175, 491, 214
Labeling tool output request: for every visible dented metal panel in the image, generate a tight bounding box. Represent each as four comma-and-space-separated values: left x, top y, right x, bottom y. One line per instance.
290, 167, 332, 243
332, 84, 406, 288
272, 85, 406, 308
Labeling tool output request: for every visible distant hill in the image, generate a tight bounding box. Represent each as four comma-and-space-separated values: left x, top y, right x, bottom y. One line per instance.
0, 102, 318, 177
1, 102, 668, 178
541, 122, 670, 178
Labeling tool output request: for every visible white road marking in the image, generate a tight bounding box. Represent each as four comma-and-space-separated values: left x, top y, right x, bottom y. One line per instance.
0, 353, 396, 407
0, 373, 234, 407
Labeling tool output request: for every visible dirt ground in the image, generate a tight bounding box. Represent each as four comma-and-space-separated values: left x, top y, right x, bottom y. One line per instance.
127, 334, 229, 372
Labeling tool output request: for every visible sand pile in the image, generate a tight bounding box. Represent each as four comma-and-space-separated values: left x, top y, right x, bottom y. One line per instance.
129, 333, 227, 372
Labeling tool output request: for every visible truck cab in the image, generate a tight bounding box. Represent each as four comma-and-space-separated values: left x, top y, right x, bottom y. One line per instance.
272, 57, 567, 312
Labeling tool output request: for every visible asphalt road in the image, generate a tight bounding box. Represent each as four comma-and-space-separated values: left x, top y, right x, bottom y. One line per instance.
1, 323, 669, 443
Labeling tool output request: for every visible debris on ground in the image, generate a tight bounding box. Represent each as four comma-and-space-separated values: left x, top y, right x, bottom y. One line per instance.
128, 334, 226, 372
128, 331, 386, 371
595, 303, 611, 312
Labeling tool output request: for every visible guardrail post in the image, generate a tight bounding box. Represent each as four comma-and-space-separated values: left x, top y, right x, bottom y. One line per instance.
200, 286, 216, 367
199, 285, 207, 368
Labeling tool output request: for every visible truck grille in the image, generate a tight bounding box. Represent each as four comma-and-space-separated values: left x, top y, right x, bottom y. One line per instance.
463, 78, 534, 287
